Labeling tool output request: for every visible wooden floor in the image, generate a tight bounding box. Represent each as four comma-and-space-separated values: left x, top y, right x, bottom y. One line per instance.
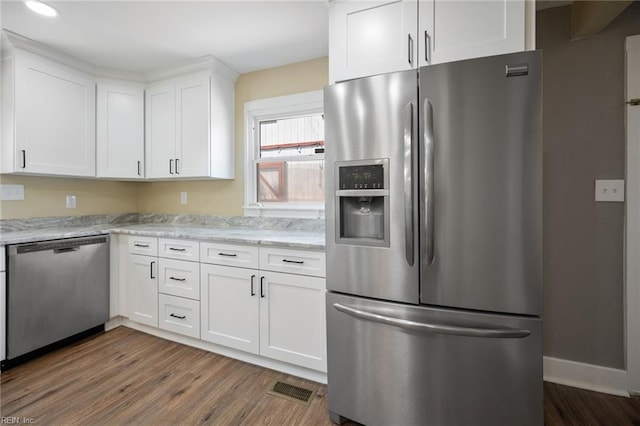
1, 327, 639, 425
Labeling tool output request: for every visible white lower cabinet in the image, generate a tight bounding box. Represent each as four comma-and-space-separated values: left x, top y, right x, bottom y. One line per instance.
124, 236, 326, 373
200, 264, 259, 353
158, 294, 200, 339
259, 271, 326, 371
200, 243, 327, 372
128, 254, 158, 327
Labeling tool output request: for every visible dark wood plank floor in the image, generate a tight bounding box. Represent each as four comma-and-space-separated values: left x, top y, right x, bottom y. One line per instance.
1, 326, 639, 425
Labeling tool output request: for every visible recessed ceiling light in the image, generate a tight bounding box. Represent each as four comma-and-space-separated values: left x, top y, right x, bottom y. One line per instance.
24, 0, 60, 17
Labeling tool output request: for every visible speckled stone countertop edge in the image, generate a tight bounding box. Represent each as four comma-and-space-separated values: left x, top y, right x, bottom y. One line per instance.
0, 223, 326, 250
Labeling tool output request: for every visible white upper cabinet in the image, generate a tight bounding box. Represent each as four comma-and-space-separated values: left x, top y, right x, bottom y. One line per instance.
96, 79, 144, 179
146, 64, 236, 180
1, 48, 96, 176
176, 72, 211, 177
329, 0, 532, 82
329, 0, 418, 82
1, 32, 237, 182
419, 0, 527, 67
146, 79, 177, 178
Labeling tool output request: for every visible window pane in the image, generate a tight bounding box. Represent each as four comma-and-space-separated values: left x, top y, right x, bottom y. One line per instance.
258, 160, 325, 203
260, 115, 324, 158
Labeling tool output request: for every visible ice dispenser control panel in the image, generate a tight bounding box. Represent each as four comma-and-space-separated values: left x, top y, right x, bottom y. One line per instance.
339, 164, 384, 190
335, 160, 390, 247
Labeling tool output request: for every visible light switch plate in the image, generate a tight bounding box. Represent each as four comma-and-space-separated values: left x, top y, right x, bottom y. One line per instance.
595, 179, 625, 202
180, 192, 188, 205
0, 184, 25, 201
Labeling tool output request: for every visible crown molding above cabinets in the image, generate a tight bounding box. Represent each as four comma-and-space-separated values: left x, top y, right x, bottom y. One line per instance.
2, 29, 96, 76
1, 30, 239, 181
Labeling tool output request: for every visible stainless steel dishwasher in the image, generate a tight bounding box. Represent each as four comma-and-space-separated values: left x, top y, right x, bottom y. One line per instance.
5, 235, 109, 365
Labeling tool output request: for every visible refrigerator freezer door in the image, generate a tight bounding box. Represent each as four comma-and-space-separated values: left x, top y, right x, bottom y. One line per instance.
419, 51, 542, 316
325, 70, 419, 304
326, 292, 543, 426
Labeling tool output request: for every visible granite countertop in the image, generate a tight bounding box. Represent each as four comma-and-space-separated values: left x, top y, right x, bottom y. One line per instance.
110, 224, 325, 249
0, 214, 326, 250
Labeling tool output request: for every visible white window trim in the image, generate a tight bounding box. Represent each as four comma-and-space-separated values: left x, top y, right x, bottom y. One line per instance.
243, 90, 325, 219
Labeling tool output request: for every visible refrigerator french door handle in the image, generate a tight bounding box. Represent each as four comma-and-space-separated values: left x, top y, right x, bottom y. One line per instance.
404, 102, 415, 266
423, 98, 435, 266
332, 303, 531, 339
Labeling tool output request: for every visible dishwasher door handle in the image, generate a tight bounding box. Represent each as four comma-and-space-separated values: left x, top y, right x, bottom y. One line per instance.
54, 247, 79, 254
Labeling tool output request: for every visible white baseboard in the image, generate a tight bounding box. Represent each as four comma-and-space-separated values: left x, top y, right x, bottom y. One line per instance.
544, 356, 629, 397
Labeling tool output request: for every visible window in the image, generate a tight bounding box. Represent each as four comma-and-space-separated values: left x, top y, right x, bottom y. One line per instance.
244, 91, 324, 218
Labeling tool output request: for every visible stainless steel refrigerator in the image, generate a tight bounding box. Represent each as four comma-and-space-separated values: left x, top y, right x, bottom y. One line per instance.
324, 51, 542, 425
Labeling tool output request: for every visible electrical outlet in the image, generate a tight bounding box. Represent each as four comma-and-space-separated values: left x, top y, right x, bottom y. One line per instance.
180, 192, 188, 205
0, 184, 25, 201
66, 195, 77, 209
595, 179, 625, 202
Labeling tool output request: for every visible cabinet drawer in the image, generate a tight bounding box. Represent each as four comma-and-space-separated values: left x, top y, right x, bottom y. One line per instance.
200, 242, 259, 268
158, 258, 200, 300
158, 294, 200, 339
159, 238, 199, 262
259, 248, 326, 278
128, 236, 158, 256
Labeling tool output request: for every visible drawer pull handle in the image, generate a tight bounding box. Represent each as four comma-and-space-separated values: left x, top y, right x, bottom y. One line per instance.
282, 259, 304, 264
170, 313, 186, 320
218, 252, 238, 257
169, 247, 186, 252
169, 276, 186, 282
134, 243, 150, 248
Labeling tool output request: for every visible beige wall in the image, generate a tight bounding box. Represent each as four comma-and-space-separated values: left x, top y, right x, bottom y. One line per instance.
137, 56, 329, 215
0, 57, 329, 220
0, 174, 140, 219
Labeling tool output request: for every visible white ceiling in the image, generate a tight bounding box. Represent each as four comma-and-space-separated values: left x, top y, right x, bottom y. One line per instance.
0, 0, 329, 75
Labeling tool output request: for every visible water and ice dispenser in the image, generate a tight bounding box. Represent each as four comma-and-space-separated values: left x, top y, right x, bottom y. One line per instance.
335, 159, 390, 247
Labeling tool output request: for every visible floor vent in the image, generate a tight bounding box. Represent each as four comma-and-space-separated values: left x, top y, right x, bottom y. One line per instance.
267, 379, 315, 405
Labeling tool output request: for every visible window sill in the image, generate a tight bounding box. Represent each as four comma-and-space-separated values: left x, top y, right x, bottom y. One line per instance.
243, 204, 325, 219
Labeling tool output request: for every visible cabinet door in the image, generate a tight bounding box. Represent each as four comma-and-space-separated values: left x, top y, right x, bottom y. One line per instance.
96, 81, 144, 179
176, 71, 210, 177
14, 51, 96, 176
146, 80, 176, 178
259, 271, 326, 372
128, 255, 158, 327
200, 264, 259, 353
419, 0, 526, 66
329, 0, 418, 82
